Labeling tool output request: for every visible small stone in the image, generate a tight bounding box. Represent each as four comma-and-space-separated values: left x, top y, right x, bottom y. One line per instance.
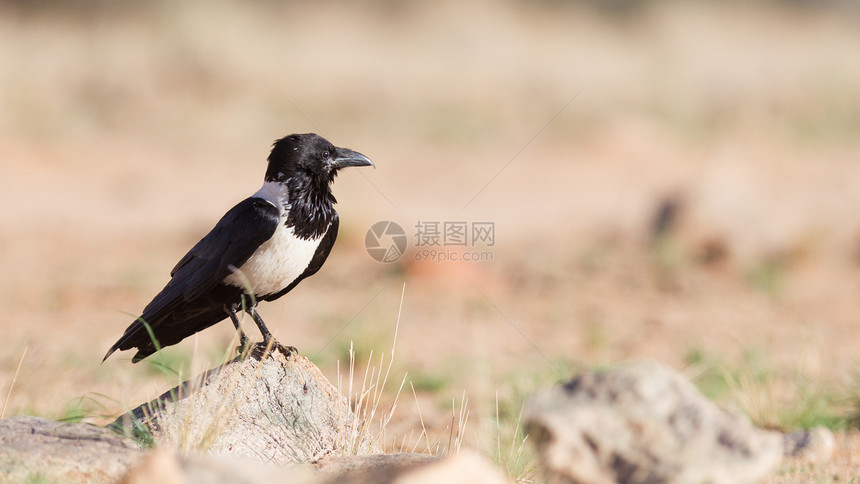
311, 452, 507, 484
313, 452, 439, 477
389, 453, 509, 484
782, 426, 835, 464
119, 449, 184, 484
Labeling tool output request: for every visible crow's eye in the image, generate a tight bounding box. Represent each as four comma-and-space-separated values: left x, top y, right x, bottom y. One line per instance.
322, 150, 331, 159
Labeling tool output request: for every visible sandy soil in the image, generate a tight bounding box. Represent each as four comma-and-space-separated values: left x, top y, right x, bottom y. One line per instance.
1, 1, 859, 480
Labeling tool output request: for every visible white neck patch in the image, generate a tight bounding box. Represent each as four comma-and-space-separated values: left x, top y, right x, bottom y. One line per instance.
223, 181, 326, 296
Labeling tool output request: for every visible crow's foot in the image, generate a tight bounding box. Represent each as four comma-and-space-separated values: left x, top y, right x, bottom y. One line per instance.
247, 339, 298, 360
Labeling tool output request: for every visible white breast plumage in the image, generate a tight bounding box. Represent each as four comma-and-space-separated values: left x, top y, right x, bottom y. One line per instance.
223, 181, 325, 297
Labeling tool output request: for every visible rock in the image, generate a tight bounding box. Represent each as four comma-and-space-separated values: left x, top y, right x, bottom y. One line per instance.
312, 452, 439, 478
0, 416, 143, 484
119, 449, 185, 484
782, 426, 835, 464
120, 448, 317, 484
120, 451, 501, 484
0, 351, 505, 484
525, 360, 783, 484
383, 452, 509, 484
114, 343, 379, 465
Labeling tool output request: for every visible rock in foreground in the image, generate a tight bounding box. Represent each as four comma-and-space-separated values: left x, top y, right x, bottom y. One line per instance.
115, 344, 378, 464
0, 416, 142, 483
525, 360, 783, 484
121, 450, 506, 484
0, 346, 504, 484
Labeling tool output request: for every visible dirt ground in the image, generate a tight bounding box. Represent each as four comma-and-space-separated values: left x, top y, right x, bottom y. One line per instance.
1, 1, 859, 481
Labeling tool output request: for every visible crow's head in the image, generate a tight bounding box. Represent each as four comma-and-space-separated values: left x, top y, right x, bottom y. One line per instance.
265, 133, 373, 184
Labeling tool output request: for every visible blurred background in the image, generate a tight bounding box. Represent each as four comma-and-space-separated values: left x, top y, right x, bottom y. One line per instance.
1, 0, 859, 474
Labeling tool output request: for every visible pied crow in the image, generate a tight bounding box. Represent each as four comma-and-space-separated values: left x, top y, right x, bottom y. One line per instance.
104, 133, 373, 363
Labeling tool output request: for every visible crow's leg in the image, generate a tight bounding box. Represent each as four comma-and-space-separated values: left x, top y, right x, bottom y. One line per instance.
247, 307, 273, 344
247, 307, 296, 356
224, 303, 249, 350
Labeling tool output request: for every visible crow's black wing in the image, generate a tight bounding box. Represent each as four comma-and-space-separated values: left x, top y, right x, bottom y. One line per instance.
145, 197, 280, 316
103, 197, 280, 361
262, 212, 339, 302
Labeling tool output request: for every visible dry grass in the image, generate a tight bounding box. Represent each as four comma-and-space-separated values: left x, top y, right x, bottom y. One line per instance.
337, 284, 408, 455
1, 0, 860, 481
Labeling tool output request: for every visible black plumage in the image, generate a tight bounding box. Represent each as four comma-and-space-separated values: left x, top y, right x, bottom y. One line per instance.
104, 133, 373, 363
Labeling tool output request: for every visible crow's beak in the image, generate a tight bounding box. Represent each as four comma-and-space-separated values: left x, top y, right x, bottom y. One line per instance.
332, 147, 374, 170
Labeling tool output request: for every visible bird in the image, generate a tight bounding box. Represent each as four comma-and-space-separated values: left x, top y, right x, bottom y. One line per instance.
103, 133, 374, 363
